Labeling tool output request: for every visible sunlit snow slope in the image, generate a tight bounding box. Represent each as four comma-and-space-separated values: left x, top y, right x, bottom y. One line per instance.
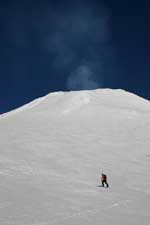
0, 89, 150, 225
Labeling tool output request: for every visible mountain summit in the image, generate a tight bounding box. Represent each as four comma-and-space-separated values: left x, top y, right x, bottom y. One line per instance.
1, 89, 149, 118
0, 89, 150, 225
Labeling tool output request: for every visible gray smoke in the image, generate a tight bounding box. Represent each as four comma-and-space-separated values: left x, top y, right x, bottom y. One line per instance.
43, 3, 112, 90
4, 1, 113, 91
67, 65, 100, 90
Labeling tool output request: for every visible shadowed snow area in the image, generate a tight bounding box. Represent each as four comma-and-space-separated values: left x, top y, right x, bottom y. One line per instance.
0, 89, 150, 225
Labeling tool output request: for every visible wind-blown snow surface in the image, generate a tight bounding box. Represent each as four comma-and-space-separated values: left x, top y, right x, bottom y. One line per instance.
0, 89, 150, 225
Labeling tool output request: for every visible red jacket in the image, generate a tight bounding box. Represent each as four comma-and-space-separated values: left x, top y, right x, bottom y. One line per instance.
101, 174, 107, 182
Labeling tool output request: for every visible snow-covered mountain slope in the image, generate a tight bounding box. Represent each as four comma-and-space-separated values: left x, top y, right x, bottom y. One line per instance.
0, 89, 150, 225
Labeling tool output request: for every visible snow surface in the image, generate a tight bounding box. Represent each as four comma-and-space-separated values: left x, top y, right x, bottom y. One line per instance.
0, 88, 150, 225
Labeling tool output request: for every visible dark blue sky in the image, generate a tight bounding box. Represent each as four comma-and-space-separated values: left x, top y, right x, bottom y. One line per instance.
0, 0, 150, 113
